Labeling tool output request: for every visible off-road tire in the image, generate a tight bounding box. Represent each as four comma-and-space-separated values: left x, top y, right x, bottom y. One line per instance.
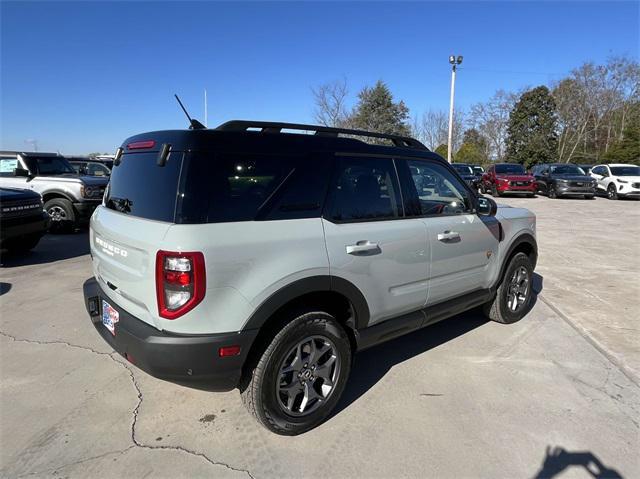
241, 311, 352, 435
483, 252, 533, 324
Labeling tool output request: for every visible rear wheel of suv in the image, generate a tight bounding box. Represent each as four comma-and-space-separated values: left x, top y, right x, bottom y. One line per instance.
241, 311, 352, 435
607, 184, 619, 200
45, 198, 75, 232
483, 252, 533, 324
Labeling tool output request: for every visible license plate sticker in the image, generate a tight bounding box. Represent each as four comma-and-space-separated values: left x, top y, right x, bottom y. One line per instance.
102, 300, 119, 336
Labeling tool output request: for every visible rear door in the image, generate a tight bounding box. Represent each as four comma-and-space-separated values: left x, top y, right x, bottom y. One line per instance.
399, 158, 499, 305
322, 156, 429, 326
92, 150, 184, 329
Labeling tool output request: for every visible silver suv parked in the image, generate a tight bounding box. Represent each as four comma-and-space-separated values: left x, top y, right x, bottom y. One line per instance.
83, 121, 538, 435
0, 151, 108, 231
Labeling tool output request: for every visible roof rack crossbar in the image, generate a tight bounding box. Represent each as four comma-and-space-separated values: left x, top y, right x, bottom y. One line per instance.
216, 120, 428, 150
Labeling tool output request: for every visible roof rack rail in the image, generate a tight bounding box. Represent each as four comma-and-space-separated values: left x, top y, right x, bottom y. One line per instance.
216, 120, 428, 150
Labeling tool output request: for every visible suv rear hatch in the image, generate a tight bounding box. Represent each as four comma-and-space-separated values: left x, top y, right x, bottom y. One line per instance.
91, 150, 184, 330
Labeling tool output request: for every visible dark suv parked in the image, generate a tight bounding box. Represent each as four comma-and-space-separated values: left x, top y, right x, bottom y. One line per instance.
532, 163, 597, 199
0, 187, 49, 252
451, 163, 479, 190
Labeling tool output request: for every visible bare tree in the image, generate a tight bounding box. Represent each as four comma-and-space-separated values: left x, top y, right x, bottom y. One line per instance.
553, 57, 640, 162
312, 78, 349, 127
468, 89, 520, 161
416, 109, 447, 150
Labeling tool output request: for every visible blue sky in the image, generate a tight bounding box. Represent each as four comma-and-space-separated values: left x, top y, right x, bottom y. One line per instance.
1, 1, 638, 154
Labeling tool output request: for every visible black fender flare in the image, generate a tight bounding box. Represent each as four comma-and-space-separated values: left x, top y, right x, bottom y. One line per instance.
42, 189, 75, 203
242, 275, 370, 331
497, 233, 538, 285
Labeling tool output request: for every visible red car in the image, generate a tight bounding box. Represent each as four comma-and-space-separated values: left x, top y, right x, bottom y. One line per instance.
481, 163, 537, 197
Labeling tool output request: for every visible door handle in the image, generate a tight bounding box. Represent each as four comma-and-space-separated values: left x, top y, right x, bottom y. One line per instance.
346, 241, 381, 255
437, 231, 460, 242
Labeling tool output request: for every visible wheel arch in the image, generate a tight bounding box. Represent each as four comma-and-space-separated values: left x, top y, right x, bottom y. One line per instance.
42, 190, 75, 204
496, 233, 537, 287
240, 275, 369, 378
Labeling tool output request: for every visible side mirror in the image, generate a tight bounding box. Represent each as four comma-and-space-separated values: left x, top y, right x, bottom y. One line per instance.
477, 195, 497, 216
14, 167, 30, 178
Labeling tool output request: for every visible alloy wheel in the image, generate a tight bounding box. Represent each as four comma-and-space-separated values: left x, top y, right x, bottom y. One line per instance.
506, 266, 530, 312
48, 205, 68, 222
276, 335, 340, 417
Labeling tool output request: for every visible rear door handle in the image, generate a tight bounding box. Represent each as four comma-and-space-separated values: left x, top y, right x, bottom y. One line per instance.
437, 231, 460, 242
346, 241, 381, 255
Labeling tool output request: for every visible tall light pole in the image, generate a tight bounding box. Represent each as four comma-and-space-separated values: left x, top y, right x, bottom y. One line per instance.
204, 89, 208, 128
447, 55, 463, 163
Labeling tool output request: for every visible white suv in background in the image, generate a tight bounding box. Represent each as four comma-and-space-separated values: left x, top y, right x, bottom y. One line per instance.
590, 164, 640, 200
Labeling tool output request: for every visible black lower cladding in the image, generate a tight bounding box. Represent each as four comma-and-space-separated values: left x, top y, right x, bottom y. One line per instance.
0, 212, 50, 244
83, 278, 258, 390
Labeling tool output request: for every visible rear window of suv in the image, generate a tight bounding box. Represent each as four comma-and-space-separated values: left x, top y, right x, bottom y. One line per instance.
105, 152, 184, 222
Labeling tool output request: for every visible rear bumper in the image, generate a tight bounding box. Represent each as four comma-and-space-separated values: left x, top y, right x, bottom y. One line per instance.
0, 212, 50, 245
83, 278, 258, 390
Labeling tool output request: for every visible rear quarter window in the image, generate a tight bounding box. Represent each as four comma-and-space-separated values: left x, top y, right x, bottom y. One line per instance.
178, 152, 331, 224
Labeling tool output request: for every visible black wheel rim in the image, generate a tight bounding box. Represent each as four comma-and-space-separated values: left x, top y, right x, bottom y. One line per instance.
276, 335, 340, 417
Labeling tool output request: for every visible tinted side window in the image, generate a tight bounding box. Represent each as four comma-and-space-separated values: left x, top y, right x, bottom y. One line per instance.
326, 157, 402, 222
179, 153, 301, 224
404, 159, 473, 216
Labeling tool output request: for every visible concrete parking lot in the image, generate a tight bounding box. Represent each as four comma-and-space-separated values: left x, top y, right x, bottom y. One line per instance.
1, 195, 638, 478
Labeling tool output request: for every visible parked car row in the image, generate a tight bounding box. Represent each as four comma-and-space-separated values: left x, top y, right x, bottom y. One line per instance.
0, 151, 109, 238
461, 161, 639, 201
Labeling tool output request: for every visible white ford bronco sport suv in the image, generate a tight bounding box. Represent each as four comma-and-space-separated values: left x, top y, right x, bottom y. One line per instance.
83, 121, 537, 435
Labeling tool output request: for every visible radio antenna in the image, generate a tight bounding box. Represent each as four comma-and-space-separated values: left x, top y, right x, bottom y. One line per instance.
174, 94, 206, 130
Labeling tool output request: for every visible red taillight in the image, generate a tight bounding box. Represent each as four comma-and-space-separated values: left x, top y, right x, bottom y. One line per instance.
156, 250, 206, 320
219, 345, 241, 357
127, 140, 156, 150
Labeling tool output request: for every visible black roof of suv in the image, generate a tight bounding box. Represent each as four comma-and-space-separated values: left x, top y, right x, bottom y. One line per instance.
107, 120, 448, 225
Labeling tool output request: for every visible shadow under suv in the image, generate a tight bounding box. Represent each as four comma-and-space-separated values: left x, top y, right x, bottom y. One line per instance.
83, 120, 538, 435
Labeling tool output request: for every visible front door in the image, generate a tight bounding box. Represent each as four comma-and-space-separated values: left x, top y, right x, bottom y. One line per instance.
401, 159, 500, 306
322, 156, 429, 326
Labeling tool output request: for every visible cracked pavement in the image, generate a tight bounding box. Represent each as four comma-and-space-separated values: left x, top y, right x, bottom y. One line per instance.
1, 198, 639, 478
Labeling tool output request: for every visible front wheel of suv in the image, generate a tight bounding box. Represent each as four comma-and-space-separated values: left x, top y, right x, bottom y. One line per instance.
483, 252, 533, 324
241, 311, 352, 435
45, 198, 75, 233
607, 184, 619, 200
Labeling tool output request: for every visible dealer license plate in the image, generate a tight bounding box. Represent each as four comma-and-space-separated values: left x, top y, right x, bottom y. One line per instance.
102, 300, 119, 336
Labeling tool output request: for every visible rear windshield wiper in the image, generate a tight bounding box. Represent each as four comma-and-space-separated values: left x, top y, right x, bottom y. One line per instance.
107, 196, 133, 214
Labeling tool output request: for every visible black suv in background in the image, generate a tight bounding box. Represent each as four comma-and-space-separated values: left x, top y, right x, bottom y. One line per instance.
532, 163, 597, 199
451, 163, 479, 190
0, 187, 49, 252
